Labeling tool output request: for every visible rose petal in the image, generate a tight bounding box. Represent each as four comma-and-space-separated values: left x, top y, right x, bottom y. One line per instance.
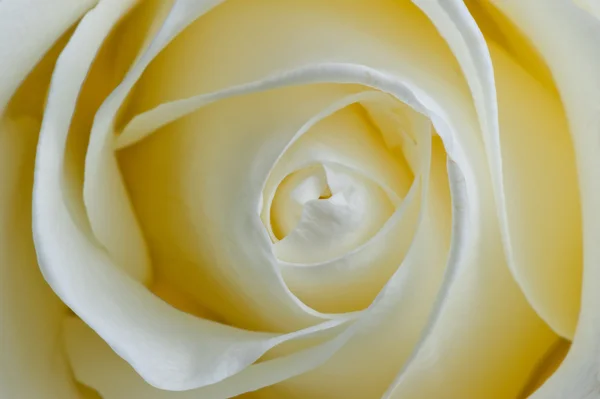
262, 96, 412, 242
490, 42, 581, 339
110, 1, 496, 396
117, 0, 467, 144
71, 88, 446, 398
119, 84, 360, 331
81, 0, 225, 289
35, 1, 353, 393
416, 0, 582, 340
379, 4, 566, 397
269, 165, 330, 240
483, 1, 600, 397
0, 1, 95, 397
573, 0, 600, 20
384, 151, 556, 398
1, 117, 80, 399
273, 163, 395, 264
45, 0, 560, 396
0, 0, 96, 114
278, 103, 428, 314
116, 0, 462, 329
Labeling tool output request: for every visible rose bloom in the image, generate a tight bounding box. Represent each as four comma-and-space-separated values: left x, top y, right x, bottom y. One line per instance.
2, 0, 600, 398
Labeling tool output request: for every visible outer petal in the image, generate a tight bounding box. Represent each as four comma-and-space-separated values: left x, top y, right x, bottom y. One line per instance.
483, 1, 600, 397
0, 0, 96, 398
383, 63, 557, 399
34, 0, 352, 393
573, 0, 600, 20
0, 117, 80, 399
81, 0, 224, 290
0, 0, 96, 114
415, 0, 582, 339
379, 3, 562, 397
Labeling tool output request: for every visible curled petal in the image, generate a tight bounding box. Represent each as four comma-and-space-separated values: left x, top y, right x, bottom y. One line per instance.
416, 0, 582, 340
35, 0, 352, 392
485, 0, 600, 396
0, 1, 96, 398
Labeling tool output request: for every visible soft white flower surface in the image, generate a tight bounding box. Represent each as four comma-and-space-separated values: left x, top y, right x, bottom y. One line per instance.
1, 0, 599, 398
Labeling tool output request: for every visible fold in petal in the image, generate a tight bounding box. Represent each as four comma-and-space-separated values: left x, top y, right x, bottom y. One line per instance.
277, 100, 426, 314
484, 1, 600, 397
73, 82, 448, 398
1, 117, 80, 399
119, 84, 359, 331
35, 1, 353, 393
573, 0, 600, 20
0, 1, 96, 398
415, 0, 582, 340
262, 96, 412, 243
0, 0, 96, 114
81, 0, 224, 288
273, 163, 395, 264
116, 0, 463, 332
33, 0, 571, 397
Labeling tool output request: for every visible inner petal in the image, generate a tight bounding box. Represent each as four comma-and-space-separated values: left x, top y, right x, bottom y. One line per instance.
261, 102, 413, 244
271, 164, 329, 240
273, 164, 395, 264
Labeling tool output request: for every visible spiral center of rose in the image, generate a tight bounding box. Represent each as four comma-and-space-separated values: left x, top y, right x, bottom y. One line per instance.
255, 100, 420, 267
269, 163, 395, 263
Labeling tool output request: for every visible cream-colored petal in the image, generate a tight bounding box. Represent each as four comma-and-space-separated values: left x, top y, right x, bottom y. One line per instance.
262, 100, 411, 237
74, 0, 173, 285
1, 117, 80, 399
273, 164, 394, 264
35, 1, 352, 393
115, 0, 464, 330
119, 0, 468, 137
81, 0, 223, 289
381, 14, 559, 396
77, 96, 446, 398
119, 84, 362, 331
385, 141, 556, 399
62, 0, 558, 395
0, 2, 95, 398
415, 0, 582, 339
573, 0, 600, 21
63, 315, 349, 399
278, 105, 429, 314
490, 42, 581, 338
270, 165, 329, 240
264, 109, 448, 399
483, 1, 600, 397
375, 4, 571, 397
0, 0, 96, 114
412, 0, 498, 162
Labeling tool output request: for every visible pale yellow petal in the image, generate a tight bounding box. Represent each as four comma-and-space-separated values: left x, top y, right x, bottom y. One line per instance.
0, 0, 96, 113
483, 0, 600, 396
0, 1, 95, 397
1, 117, 80, 399
36, 0, 351, 393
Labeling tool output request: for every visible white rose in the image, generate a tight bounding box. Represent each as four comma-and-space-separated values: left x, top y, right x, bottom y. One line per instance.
1, 0, 599, 398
